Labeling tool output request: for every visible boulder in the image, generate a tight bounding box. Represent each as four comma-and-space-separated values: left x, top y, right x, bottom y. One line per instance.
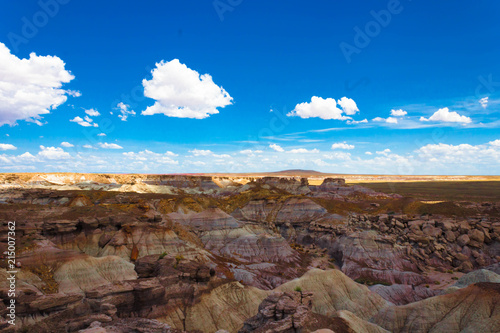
457, 234, 470, 247
238, 291, 342, 333
444, 230, 456, 242
469, 229, 485, 243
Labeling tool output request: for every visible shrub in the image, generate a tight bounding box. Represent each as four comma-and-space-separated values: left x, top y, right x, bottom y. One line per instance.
159, 252, 167, 259
173, 254, 185, 268
294, 286, 302, 292
28, 264, 59, 294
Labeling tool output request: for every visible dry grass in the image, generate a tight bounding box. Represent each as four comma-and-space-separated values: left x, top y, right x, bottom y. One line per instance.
311, 197, 369, 215
27, 264, 59, 294
158, 197, 206, 214
156, 184, 295, 215
357, 181, 500, 202
312, 195, 487, 217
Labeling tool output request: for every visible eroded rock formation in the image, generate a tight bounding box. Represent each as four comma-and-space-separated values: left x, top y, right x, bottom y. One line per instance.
0, 174, 498, 332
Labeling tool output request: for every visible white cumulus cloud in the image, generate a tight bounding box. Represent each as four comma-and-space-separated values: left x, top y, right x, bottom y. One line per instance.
287, 96, 356, 120
240, 149, 263, 155
18, 152, 36, 161
337, 97, 359, 115
0, 144, 16, 150
376, 149, 391, 156
288, 148, 320, 154
489, 139, 500, 147
66, 90, 81, 97
85, 108, 100, 117
0, 43, 74, 126
390, 109, 407, 117
122, 150, 178, 165
188, 149, 231, 158
414, 142, 500, 167
189, 149, 213, 156
373, 116, 398, 124
142, 59, 233, 119
323, 152, 352, 161
184, 160, 206, 166
116, 102, 136, 121
420, 107, 471, 124
61, 142, 74, 148
164, 151, 178, 156
70, 116, 98, 127
312, 159, 329, 166
38, 146, 71, 160
331, 142, 355, 150
98, 142, 123, 149
269, 144, 284, 152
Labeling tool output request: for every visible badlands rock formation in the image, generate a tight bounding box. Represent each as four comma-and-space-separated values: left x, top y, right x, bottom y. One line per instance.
0, 173, 498, 332
372, 283, 500, 332
238, 291, 342, 333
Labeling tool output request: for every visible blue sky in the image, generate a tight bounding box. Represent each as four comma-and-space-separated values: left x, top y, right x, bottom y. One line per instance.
0, 0, 499, 174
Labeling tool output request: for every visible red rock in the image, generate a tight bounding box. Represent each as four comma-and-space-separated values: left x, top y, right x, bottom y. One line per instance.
444, 230, 456, 242
422, 225, 442, 238
457, 234, 470, 247
468, 229, 485, 243
372, 283, 500, 332
369, 284, 440, 305
238, 291, 344, 333
130, 245, 139, 261
29, 293, 83, 312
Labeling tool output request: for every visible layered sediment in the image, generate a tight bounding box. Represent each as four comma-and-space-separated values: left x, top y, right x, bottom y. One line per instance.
0, 174, 498, 332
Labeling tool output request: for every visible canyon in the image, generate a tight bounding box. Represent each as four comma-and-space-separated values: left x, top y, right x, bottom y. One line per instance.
0, 173, 498, 332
